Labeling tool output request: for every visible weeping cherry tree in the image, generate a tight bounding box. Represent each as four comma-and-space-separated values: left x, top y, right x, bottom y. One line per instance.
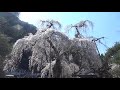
66, 20, 93, 38
39, 20, 62, 31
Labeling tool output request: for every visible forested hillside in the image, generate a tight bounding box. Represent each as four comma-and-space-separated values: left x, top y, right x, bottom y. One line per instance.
0, 12, 37, 77
104, 42, 120, 77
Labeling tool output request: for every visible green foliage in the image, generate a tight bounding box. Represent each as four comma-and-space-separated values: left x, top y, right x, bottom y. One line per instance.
0, 34, 10, 78
0, 12, 37, 77
105, 42, 120, 65
111, 50, 120, 64
0, 12, 37, 43
0, 55, 5, 78
0, 33, 12, 57
0, 12, 37, 57
9, 12, 20, 17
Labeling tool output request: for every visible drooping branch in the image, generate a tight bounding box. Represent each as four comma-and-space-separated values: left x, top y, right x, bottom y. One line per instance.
46, 38, 59, 57
91, 37, 109, 57
39, 20, 62, 30
46, 37, 62, 78
66, 20, 93, 38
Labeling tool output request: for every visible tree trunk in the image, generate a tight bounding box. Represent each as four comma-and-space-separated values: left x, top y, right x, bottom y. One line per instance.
47, 38, 62, 78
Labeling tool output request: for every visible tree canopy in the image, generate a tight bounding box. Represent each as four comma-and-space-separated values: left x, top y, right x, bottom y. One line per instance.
105, 42, 120, 64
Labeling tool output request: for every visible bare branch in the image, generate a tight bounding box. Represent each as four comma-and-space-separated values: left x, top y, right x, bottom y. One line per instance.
66, 20, 93, 38
39, 20, 62, 30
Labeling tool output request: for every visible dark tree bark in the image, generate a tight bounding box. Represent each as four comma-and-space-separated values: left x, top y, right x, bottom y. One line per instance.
47, 38, 62, 78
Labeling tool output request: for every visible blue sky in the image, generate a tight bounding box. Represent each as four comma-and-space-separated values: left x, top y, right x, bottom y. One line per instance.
19, 12, 120, 54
